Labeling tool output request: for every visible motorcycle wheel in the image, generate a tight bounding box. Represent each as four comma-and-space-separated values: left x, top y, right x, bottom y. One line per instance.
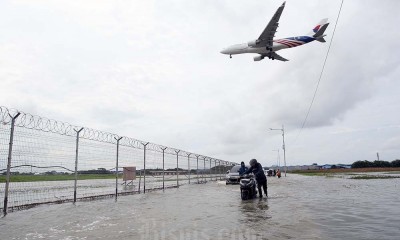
241, 190, 249, 200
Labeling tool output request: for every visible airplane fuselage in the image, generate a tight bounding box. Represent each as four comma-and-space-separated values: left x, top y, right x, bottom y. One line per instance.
221, 35, 315, 56
220, 2, 328, 61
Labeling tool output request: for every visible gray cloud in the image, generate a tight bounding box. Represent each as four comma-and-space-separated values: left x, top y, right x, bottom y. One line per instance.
1, 0, 399, 166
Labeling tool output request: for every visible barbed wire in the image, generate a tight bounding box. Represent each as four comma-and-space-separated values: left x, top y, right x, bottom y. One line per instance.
0, 106, 236, 166
0, 165, 74, 173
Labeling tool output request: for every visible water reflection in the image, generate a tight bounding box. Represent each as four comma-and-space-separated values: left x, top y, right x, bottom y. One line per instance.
240, 198, 270, 224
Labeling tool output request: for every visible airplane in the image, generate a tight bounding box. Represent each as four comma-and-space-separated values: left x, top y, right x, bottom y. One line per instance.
220, 1, 329, 61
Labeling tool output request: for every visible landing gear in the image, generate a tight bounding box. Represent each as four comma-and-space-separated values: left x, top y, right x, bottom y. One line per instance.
230, 54, 232, 59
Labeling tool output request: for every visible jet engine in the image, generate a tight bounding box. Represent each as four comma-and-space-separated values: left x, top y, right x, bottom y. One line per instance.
247, 39, 260, 47
253, 55, 265, 61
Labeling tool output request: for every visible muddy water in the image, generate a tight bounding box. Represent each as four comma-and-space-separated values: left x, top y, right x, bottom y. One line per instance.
1, 174, 399, 239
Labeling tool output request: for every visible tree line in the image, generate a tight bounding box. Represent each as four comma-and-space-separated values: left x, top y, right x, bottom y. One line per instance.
351, 160, 400, 168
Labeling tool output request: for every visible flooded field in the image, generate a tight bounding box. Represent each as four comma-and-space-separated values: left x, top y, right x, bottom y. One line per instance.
0, 175, 219, 209
1, 173, 399, 239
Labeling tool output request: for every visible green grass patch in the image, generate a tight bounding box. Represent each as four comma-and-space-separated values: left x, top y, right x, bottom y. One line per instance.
0, 174, 122, 183
0, 174, 218, 183
349, 175, 400, 180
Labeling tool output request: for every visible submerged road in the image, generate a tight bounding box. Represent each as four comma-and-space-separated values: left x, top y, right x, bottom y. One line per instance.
1, 173, 399, 239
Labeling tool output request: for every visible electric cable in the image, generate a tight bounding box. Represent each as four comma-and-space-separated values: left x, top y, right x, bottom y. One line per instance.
292, 0, 345, 145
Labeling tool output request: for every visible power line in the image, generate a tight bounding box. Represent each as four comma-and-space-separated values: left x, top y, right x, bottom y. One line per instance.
292, 0, 345, 145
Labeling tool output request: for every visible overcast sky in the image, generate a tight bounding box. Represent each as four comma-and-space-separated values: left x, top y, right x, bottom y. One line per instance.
1, 0, 399, 167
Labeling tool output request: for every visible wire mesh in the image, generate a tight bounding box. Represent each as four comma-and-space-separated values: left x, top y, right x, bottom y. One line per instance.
0, 122, 11, 209
3, 126, 76, 209
0, 106, 237, 212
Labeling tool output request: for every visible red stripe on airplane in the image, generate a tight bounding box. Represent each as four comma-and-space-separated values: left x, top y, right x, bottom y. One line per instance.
276, 41, 299, 48
278, 40, 303, 46
276, 40, 302, 47
278, 42, 293, 47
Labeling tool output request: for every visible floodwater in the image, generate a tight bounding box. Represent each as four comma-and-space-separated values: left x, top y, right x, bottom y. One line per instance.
0, 175, 195, 209
1, 173, 400, 239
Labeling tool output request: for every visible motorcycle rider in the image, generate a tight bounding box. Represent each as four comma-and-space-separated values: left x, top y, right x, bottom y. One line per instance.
238, 161, 248, 175
241, 159, 268, 198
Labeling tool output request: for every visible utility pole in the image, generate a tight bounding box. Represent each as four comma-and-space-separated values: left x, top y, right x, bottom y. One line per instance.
270, 125, 287, 177
272, 149, 280, 167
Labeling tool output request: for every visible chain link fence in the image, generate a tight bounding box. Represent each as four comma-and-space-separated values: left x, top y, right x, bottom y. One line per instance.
0, 106, 236, 214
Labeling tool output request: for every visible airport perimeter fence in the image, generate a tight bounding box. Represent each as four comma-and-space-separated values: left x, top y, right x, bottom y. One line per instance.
0, 106, 237, 214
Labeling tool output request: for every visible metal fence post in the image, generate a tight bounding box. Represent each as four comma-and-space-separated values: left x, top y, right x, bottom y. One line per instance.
215, 160, 221, 181
175, 150, 180, 187
221, 161, 223, 180
195, 155, 199, 184
73, 127, 84, 203
203, 157, 206, 183
3, 112, 20, 215
115, 137, 123, 200
142, 142, 149, 193
0, 106, 237, 211
209, 158, 212, 181
217, 160, 220, 181
221, 161, 225, 180
161, 147, 167, 191
138, 170, 142, 193
214, 159, 217, 181
214, 159, 219, 181
186, 153, 192, 184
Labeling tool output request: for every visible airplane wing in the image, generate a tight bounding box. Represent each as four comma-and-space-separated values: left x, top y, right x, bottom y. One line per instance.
260, 52, 289, 61
257, 1, 286, 48
269, 52, 289, 61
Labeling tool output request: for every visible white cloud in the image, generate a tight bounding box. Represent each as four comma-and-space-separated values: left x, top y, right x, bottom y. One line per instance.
1, 0, 399, 166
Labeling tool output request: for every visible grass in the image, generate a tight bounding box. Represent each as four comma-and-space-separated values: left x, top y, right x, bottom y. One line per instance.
0, 174, 217, 183
0, 174, 121, 183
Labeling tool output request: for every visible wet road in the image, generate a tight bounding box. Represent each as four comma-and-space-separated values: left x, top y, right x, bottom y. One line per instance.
1, 173, 399, 239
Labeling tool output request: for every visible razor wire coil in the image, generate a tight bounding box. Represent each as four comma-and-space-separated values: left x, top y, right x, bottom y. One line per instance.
0, 106, 233, 165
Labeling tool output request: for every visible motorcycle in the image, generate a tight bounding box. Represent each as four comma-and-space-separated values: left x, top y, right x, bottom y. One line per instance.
239, 174, 257, 200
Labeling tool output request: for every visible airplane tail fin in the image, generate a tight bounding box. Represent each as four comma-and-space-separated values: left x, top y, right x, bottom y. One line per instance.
308, 18, 329, 42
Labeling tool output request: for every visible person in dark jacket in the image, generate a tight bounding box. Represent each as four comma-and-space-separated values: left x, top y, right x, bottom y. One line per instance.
242, 159, 267, 198
238, 161, 248, 175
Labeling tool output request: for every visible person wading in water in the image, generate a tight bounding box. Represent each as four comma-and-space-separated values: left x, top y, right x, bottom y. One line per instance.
241, 159, 267, 198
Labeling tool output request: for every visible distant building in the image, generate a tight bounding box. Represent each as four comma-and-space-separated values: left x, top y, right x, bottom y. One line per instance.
320, 164, 351, 169
337, 164, 352, 169
321, 164, 332, 169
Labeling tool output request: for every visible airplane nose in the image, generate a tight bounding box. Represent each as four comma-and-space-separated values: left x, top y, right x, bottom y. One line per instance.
220, 49, 228, 54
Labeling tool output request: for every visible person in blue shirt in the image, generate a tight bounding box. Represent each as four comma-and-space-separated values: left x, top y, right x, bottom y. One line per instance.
238, 161, 248, 175
242, 159, 268, 198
